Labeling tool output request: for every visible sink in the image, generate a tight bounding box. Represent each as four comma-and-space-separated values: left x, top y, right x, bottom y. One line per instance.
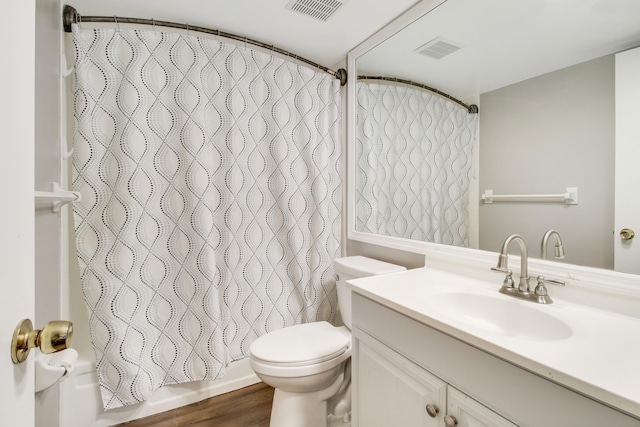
424, 292, 573, 341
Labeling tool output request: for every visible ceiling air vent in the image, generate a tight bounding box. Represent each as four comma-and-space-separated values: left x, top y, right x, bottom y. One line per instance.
415, 37, 464, 60
285, 0, 348, 22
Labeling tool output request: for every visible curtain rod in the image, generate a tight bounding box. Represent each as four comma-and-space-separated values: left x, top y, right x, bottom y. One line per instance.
358, 75, 478, 114
62, 5, 348, 86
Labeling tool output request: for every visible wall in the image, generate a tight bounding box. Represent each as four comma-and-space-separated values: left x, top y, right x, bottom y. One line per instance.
35, 0, 61, 328
346, 239, 425, 269
478, 55, 615, 269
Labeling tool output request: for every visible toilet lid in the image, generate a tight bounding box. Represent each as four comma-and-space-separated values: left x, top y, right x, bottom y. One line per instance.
250, 321, 350, 365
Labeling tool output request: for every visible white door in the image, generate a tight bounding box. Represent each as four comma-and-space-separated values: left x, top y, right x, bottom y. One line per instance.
354, 337, 447, 426
615, 46, 640, 274
0, 1, 36, 426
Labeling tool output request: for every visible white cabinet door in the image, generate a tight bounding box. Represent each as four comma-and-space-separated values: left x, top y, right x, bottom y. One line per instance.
446, 387, 517, 427
355, 338, 447, 427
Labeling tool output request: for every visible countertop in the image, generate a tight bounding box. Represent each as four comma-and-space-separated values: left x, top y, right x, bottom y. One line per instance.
348, 267, 640, 418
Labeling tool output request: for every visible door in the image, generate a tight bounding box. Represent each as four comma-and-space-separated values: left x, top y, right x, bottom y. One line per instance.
0, 1, 36, 426
615, 46, 640, 274
354, 337, 447, 426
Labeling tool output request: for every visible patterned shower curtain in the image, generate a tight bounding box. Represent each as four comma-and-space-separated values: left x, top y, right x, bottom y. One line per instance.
71, 26, 341, 410
356, 81, 477, 246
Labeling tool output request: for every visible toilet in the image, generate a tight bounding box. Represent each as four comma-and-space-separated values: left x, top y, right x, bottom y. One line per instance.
249, 256, 406, 427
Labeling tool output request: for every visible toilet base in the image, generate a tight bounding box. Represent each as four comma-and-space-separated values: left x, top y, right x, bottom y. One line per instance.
269, 371, 345, 427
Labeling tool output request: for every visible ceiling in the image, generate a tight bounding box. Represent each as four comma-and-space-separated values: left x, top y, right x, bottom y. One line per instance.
68, 0, 420, 68
356, 0, 640, 99
67, 0, 640, 98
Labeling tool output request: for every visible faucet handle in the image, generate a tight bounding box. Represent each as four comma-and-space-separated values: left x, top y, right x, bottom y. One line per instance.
534, 276, 549, 296
535, 275, 565, 287
492, 268, 514, 289
546, 278, 565, 287
533, 276, 555, 304
534, 275, 565, 296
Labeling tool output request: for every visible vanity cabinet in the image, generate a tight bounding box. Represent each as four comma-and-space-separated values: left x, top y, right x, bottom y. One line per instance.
357, 333, 515, 427
351, 293, 640, 427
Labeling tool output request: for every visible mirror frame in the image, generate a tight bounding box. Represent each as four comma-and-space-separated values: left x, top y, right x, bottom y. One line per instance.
346, 0, 640, 290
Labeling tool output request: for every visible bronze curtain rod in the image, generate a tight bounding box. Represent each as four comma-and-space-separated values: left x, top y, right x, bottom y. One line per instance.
62, 5, 348, 86
358, 75, 478, 114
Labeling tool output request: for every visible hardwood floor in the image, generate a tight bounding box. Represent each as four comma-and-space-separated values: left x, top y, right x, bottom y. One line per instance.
115, 382, 274, 427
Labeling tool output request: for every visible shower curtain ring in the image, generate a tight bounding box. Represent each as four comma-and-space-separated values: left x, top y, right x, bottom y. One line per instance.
152, 18, 156, 33
113, 15, 120, 32
186, 23, 190, 37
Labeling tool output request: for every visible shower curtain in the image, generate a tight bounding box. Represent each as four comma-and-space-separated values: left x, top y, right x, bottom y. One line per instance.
71, 26, 341, 410
356, 81, 477, 246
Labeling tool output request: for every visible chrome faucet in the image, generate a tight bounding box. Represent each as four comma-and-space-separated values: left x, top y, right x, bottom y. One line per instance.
492, 234, 554, 304
540, 229, 565, 260
493, 234, 529, 292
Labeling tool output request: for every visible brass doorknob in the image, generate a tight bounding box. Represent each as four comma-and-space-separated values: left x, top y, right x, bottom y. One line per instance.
11, 319, 73, 364
620, 228, 635, 241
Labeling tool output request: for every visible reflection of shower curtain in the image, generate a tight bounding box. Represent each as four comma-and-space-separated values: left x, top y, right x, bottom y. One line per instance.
71, 26, 341, 410
356, 81, 477, 246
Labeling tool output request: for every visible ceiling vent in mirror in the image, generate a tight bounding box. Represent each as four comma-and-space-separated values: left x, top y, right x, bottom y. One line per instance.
285, 0, 348, 22
415, 37, 464, 59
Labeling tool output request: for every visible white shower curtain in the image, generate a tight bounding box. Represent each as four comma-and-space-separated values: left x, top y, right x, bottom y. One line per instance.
356, 81, 477, 246
71, 26, 341, 410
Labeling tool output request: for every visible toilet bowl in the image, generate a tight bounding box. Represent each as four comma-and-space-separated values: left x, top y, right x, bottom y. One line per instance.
249, 256, 405, 427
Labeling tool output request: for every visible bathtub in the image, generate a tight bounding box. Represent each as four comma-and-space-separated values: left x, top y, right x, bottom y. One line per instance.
59, 355, 260, 427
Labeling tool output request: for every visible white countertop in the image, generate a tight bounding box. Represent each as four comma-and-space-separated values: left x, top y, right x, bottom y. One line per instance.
348, 267, 640, 418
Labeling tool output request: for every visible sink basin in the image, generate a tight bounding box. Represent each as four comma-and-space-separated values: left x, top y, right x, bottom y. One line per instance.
424, 292, 573, 341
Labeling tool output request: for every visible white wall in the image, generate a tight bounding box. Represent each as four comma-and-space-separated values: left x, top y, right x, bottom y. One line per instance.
478, 55, 615, 269
35, 0, 62, 326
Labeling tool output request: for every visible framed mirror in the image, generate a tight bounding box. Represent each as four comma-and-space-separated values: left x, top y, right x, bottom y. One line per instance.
347, 0, 640, 274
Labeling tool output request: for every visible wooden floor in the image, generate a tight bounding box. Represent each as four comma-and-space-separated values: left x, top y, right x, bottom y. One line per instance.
115, 382, 274, 427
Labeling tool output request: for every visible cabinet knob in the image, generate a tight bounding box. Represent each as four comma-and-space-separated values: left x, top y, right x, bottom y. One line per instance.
425, 403, 439, 418
444, 415, 459, 427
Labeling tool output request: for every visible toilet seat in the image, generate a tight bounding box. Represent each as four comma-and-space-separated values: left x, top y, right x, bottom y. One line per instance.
250, 322, 351, 377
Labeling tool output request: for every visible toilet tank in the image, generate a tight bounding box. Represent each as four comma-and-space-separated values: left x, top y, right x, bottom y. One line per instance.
333, 256, 405, 329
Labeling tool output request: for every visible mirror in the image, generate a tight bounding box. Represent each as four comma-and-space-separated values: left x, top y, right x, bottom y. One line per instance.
348, 0, 640, 272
